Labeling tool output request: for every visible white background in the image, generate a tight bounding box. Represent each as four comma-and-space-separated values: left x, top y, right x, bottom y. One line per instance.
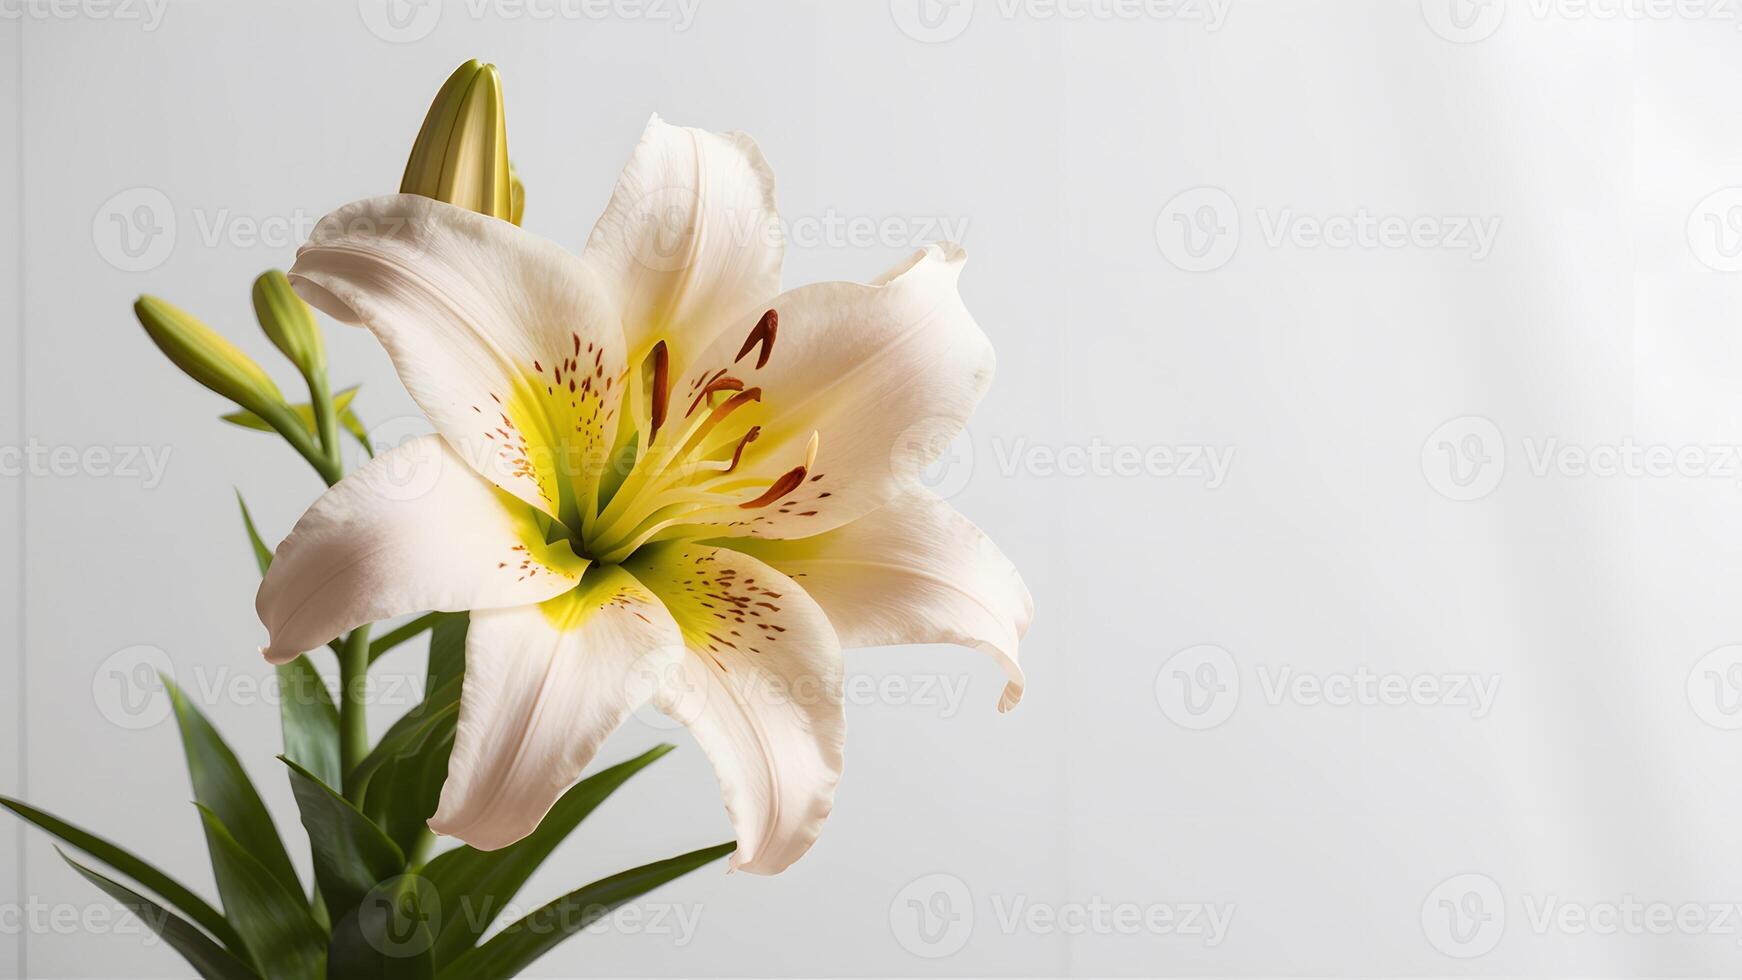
6, 0, 1742, 976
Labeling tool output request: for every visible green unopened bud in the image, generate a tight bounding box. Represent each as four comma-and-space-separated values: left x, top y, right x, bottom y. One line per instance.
252, 269, 325, 380
135, 295, 285, 417
401, 60, 513, 220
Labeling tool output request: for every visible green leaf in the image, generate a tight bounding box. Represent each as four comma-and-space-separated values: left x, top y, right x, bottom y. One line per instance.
421, 744, 675, 965
282, 757, 406, 922
341, 404, 374, 455
196, 807, 327, 980
326, 874, 436, 980
368, 612, 442, 666
58, 850, 260, 980
425, 613, 467, 693
277, 656, 341, 790
366, 728, 452, 861
2, 796, 244, 952
236, 491, 274, 574
348, 676, 461, 794
165, 678, 302, 898
435, 843, 735, 980
223, 384, 360, 436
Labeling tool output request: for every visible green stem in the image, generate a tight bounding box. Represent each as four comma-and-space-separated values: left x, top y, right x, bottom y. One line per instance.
305, 368, 343, 476
368, 612, 441, 665
337, 625, 373, 803
257, 401, 343, 487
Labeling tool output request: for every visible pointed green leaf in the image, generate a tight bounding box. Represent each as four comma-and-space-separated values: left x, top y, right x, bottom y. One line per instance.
326, 874, 436, 980
348, 676, 461, 793
366, 728, 452, 861
435, 843, 735, 980
368, 612, 442, 666
425, 613, 467, 693
165, 678, 302, 898
58, 850, 260, 980
421, 744, 675, 964
196, 807, 327, 980
2, 796, 243, 951
277, 656, 341, 790
222, 384, 360, 436
236, 492, 274, 574
341, 404, 374, 455
282, 757, 405, 923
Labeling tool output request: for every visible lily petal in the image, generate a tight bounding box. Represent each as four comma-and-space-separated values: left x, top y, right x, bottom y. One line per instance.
257, 435, 588, 664
289, 194, 628, 521
623, 543, 845, 874
731, 490, 1032, 712
667, 244, 993, 540
581, 115, 782, 362
429, 566, 683, 850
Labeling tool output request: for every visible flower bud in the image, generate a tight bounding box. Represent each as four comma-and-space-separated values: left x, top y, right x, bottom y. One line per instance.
509, 160, 526, 226
134, 295, 285, 417
252, 269, 325, 379
400, 60, 513, 221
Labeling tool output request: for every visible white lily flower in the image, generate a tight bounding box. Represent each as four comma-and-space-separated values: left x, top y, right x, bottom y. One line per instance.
258, 117, 1032, 874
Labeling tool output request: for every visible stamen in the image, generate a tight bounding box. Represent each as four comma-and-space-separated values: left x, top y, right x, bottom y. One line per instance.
685, 374, 745, 418
725, 426, 761, 473
803, 430, 819, 470
735, 309, 778, 369
739, 465, 807, 509
648, 340, 671, 441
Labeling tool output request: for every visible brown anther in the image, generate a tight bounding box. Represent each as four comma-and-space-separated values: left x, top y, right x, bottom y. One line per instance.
739, 465, 807, 509
724, 426, 762, 473
686, 374, 746, 418
735, 309, 778, 369
648, 341, 671, 440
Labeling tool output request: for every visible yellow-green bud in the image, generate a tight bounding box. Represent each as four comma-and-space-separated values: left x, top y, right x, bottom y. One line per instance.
252, 269, 325, 380
135, 295, 286, 417
509, 160, 526, 226
401, 60, 513, 221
